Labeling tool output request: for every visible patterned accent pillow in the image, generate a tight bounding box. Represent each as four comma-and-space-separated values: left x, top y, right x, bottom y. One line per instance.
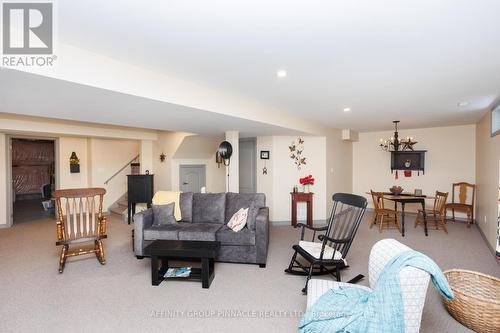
227, 208, 249, 232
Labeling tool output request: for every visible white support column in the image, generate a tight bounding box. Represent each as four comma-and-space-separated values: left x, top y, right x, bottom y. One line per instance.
140, 140, 154, 175
225, 131, 239, 193
0, 133, 8, 227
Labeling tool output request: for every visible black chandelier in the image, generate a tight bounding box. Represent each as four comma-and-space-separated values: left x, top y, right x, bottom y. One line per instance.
379, 121, 417, 151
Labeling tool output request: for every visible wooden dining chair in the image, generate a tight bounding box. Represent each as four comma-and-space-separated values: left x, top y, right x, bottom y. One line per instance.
444, 182, 476, 227
370, 191, 401, 233
415, 191, 448, 233
52, 188, 107, 273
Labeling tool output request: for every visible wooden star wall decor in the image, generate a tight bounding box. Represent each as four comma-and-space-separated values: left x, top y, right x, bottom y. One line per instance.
402, 140, 418, 151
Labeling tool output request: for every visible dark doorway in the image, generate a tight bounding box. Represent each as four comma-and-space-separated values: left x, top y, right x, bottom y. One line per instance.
11, 138, 55, 224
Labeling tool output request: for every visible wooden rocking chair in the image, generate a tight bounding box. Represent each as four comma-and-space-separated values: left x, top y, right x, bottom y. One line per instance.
285, 193, 368, 294
53, 188, 107, 273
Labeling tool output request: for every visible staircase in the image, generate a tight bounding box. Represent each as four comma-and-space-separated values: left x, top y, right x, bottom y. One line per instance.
109, 193, 128, 221
104, 154, 140, 222
108, 193, 149, 222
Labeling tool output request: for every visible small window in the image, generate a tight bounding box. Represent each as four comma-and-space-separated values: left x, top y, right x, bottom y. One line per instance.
492, 103, 500, 137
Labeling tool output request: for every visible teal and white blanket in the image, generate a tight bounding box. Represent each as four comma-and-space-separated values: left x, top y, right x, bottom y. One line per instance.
299, 250, 454, 333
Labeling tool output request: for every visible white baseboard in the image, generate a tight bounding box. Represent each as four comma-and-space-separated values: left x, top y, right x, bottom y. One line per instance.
270, 220, 327, 226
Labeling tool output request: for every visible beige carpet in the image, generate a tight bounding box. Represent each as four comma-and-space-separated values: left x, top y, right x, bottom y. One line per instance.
0, 212, 498, 333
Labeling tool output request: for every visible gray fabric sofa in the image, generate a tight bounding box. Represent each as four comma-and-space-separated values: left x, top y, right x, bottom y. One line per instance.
134, 192, 269, 267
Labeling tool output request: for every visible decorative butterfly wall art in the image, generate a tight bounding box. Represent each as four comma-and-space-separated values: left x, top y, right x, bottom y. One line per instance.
289, 137, 306, 170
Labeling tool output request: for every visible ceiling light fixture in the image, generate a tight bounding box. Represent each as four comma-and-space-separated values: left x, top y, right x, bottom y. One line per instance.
343, 107, 351, 112
378, 120, 417, 152
457, 101, 470, 107
276, 70, 287, 78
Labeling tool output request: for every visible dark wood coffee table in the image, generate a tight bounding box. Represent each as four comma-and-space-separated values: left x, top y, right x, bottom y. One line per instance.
144, 240, 220, 289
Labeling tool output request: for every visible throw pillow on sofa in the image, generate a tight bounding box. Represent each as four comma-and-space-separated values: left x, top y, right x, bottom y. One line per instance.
152, 202, 177, 226
152, 191, 182, 221
227, 207, 249, 232
224, 193, 264, 230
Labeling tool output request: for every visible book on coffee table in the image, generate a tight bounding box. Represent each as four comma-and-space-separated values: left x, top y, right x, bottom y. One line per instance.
164, 267, 191, 278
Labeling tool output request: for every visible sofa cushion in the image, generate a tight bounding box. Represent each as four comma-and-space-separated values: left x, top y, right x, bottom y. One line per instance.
144, 224, 182, 240
177, 223, 222, 241
152, 203, 177, 226
216, 226, 256, 246
179, 192, 193, 222
192, 193, 226, 223
225, 193, 266, 230
152, 191, 181, 220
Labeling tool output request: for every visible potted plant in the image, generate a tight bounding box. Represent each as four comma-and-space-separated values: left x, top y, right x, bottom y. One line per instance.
299, 175, 315, 193
69, 152, 80, 173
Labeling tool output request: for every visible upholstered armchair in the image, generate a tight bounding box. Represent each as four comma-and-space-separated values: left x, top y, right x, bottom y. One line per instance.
307, 239, 431, 333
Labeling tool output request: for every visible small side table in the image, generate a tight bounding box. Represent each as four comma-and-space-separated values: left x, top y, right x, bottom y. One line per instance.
290, 192, 314, 227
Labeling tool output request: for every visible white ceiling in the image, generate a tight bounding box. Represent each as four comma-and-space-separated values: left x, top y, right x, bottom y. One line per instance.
3, 1, 500, 133
54, 0, 500, 131
0, 69, 304, 137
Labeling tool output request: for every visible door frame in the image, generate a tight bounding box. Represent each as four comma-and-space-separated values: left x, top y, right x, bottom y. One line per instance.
179, 164, 206, 193
7, 135, 59, 227
238, 137, 257, 193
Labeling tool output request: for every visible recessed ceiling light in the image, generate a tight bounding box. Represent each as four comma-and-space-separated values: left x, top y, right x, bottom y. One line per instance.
343, 107, 351, 112
276, 70, 287, 78
457, 101, 470, 107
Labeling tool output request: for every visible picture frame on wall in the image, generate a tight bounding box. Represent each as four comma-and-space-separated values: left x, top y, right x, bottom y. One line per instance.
260, 150, 270, 160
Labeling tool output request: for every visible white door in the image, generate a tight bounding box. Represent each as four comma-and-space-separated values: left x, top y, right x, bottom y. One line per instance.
239, 138, 256, 193
179, 165, 206, 193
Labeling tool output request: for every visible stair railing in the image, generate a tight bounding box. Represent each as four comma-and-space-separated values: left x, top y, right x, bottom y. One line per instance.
104, 154, 139, 185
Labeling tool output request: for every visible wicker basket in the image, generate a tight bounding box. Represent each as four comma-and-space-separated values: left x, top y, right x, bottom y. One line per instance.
443, 269, 500, 333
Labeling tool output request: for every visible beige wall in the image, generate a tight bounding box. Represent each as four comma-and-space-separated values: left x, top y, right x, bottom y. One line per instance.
0, 134, 7, 227
153, 131, 191, 191
171, 156, 226, 193
256, 136, 274, 218
153, 132, 226, 193
1, 133, 141, 226
58, 137, 90, 189
89, 138, 140, 210
353, 125, 476, 212
140, 140, 154, 174
57, 137, 140, 211
326, 130, 353, 213
475, 111, 500, 251
256, 136, 327, 222
0, 113, 157, 216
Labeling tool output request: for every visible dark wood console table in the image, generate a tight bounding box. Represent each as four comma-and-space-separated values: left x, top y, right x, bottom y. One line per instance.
290, 192, 314, 227
127, 174, 154, 224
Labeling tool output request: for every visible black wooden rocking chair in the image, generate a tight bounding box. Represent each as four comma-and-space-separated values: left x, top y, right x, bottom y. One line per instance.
285, 193, 368, 294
